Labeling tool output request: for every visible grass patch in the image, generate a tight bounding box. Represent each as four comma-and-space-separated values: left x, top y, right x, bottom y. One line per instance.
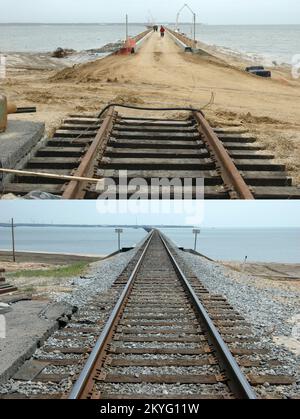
7, 262, 89, 279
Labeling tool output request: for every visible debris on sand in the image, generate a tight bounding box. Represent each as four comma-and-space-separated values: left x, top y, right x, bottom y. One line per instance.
52, 48, 75, 59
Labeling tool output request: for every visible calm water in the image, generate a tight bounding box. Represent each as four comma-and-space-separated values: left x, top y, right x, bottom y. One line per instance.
0, 227, 299, 262
0, 227, 147, 256
0, 23, 299, 65
161, 228, 300, 263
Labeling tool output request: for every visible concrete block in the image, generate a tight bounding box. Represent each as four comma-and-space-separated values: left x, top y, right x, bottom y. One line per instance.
0, 302, 12, 315
13, 360, 48, 381
0, 120, 45, 180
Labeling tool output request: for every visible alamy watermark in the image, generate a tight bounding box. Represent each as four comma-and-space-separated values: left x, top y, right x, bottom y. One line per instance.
0, 55, 6, 79
95, 171, 205, 225
292, 54, 300, 79
0, 315, 6, 339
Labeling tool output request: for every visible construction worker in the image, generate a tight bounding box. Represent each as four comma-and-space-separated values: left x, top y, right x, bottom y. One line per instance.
160, 26, 165, 38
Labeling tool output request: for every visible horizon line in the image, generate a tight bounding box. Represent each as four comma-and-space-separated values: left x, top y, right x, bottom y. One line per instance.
0, 22, 299, 25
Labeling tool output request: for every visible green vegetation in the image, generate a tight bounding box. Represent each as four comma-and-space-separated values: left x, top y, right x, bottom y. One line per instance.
7, 262, 89, 279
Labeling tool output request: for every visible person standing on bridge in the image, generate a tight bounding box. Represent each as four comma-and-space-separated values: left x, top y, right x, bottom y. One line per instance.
160, 26, 165, 38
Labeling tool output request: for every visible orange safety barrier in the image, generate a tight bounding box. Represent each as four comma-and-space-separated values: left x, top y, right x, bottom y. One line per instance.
118, 37, 137, 55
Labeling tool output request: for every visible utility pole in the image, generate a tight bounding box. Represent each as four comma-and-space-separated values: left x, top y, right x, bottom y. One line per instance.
193, 12, 196, 46
193, 229, 201, 252
11, 218, 16, 262
126, 14, 129, 40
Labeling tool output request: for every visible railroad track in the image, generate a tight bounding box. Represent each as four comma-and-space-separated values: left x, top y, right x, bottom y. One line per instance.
1, 107, 299, 200
2, 231, 295, 400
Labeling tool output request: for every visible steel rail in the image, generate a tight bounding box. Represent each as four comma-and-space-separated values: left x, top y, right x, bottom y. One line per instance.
159, 233, 257, 399
194, 111, 254, 200
68, 230, 154, 399
62, 107, 116, 199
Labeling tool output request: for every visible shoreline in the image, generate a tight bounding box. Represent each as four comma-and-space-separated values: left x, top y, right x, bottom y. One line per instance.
1, 30, 300, 184
0, 249, 299, 268
2, 36, 294, 69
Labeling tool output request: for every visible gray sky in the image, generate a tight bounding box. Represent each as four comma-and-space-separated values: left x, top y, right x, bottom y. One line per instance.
0, 201, 299, 228
0, 0, 299, 24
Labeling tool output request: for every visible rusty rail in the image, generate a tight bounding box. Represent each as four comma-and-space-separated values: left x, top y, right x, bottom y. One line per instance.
68, 230, 256, 400
69, 231, 154, 399
62, 108, 116, 199
194, 111, 255, 200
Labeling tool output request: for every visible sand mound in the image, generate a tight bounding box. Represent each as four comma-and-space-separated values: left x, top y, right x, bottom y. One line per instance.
50, 53, 130, 83
110, 93, 145, 105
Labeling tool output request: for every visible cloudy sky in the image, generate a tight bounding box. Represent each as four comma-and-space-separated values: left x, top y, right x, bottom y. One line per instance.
0, 201, 299, 228
0, 0, 299, 24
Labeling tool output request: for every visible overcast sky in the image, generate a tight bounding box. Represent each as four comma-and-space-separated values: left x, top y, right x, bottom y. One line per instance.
0, 0, 299, 24
0, 201, 299, 228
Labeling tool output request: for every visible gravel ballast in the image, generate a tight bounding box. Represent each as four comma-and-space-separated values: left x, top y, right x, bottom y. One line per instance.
52, 249, 138, 307
176, 248, 300, 397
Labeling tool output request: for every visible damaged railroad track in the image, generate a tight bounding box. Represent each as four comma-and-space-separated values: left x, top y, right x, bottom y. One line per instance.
1, 106, 300, 200
1, 231, 296, 399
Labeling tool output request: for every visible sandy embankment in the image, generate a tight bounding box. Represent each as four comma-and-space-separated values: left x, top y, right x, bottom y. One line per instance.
1, 32, 300, 183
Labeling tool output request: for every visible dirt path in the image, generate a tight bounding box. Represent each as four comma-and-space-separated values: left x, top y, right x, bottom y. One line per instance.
1, 31, 300, 182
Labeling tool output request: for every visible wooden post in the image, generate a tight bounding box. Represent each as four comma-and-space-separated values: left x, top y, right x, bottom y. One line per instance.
11, 218, 16, 262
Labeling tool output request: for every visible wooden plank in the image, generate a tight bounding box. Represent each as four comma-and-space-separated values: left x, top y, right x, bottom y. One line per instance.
110, 359, 214, 367
2, 183, 63, 195
27, 157, 79, 169
61, 124, 101, 130
86, 185, 228, 200
100, 157, 215, 169
0, 286, 18, 295
234, 160, 285, 171
101, 374, 221, 384
229, 151, 274, 159
114, 124, 197, 135
253, 186, 300, 199
109, 138, 199, 148
48, 138, 92, 147
36, 147, 85, 158
115, 336, 204, 343
218, 134, 257, 142
118, 327, 199, 334
105, 147, 209, 158
96, 169, 220, 179
112, 131, 199, 140
102, 394, 228, 400
223, 142, 264, 151
243, 172, 292, 187
112, 348, 211, 355
118, 118, 193, 126
54, 130, 98, 138
248, 374, 295, 386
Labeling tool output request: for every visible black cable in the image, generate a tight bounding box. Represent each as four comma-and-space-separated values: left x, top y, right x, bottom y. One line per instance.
97, 103, 204, 118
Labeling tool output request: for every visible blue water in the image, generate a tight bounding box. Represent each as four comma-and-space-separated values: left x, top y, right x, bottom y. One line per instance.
0, 227, 299, 262
161, 227, 300, 263
0, 227, 147, 256
0, 23, 146, 52
0, 23, 299, 64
